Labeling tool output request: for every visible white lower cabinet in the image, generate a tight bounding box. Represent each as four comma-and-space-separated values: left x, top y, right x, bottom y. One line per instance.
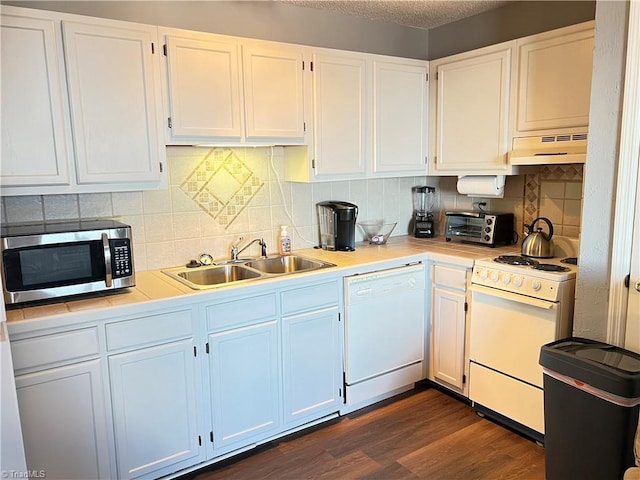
281, 281, 342, 426
11, 326, 111, 480
429, 263, 470, 395
208, 320, 281, 453
15, 360, 111, 480
205, 293, 280, 455
106, 309, 203, 479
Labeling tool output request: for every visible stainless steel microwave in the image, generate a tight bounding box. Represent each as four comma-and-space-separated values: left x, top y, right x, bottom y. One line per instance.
445, 212, 515, 247
1, 220, 135, 305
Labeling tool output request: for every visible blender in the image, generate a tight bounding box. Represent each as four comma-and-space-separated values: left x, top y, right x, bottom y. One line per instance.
412, 186, 437, 238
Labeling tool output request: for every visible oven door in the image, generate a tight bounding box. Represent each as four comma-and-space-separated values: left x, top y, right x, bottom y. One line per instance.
469, 284, 560, 388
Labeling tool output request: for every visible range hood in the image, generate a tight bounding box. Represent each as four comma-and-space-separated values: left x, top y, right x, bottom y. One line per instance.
509, 133, 587, 165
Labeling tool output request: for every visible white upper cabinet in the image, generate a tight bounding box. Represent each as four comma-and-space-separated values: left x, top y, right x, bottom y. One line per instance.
310, 51, 369, 179
430, 42, 514, 176
514, 21, 595, 136
373, 58, 428, 176
284, 49, 429, 182
160, 28, 306, 145
63, 20, 164, 185
0, 11, 72, 187
243, 44, 305, 139
164, 34, 243, 139
0, 6, 167, 195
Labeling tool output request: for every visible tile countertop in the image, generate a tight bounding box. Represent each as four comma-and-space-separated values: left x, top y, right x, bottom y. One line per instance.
5, 236, 518, 327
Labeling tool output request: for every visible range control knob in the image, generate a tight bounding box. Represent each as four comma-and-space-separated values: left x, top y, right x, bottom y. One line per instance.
490, 271, 499, 282
480, 269, 488, 280
502, 274, 511, 285
532, 280, 542, 291
513, 276, 524, 288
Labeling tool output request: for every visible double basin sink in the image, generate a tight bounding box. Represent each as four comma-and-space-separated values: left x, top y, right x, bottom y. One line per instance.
162, 255, 336, 290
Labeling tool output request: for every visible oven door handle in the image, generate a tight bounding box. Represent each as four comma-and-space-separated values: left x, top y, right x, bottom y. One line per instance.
470, 284, 556, 309
102, 233, 112, 288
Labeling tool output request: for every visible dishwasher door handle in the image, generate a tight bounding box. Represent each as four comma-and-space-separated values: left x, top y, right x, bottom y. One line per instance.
355, 287, 373, 296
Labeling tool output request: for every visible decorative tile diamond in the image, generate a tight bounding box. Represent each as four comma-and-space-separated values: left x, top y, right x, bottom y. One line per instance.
180, 148, 264, 228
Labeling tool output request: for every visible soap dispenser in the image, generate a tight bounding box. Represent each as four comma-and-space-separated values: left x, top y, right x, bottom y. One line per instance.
278, 225, 291, 256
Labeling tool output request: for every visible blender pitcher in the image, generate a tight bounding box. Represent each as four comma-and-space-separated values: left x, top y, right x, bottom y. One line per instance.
412, 186, 436, 238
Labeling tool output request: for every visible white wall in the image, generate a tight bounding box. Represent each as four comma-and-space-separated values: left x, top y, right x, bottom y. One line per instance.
573, 0, 630, 340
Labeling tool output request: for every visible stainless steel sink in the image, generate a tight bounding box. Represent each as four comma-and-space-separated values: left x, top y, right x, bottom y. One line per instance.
162, 255, 335, 290
246, 255, 333, 274
163, 264, 262, 289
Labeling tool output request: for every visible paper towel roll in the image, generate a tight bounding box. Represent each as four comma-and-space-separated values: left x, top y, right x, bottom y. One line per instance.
456, 175, 505, 198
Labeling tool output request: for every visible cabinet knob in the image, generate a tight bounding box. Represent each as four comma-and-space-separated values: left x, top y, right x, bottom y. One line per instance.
635, 280, 640, 293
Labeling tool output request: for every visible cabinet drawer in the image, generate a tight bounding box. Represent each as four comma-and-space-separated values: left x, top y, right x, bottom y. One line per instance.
433, 265, 467, 290
281, 281, 339, 316
206, 294, 277, 331
11, 327, 99, 372
106, 309, 193, 351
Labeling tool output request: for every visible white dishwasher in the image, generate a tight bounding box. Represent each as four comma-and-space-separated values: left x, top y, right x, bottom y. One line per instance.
343, 262, 426, 413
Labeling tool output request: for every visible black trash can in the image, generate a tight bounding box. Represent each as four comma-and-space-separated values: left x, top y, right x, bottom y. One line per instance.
539, 337, 640, 480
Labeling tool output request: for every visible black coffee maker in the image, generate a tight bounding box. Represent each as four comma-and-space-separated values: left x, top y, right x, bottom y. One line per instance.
317, 201, 358, 251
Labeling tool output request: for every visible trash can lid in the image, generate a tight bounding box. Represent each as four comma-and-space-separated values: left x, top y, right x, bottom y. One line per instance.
539, 337, 640, 399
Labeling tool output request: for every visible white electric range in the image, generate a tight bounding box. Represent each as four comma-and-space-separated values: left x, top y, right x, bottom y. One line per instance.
468, 240, 579, 443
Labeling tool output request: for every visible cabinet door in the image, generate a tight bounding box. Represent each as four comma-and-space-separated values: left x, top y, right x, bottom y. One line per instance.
16, 360, 111, 479
63, 20, 163, 184
208, 320, 280, 453
373, 59, 428, 176
311, 52, 368, 178
165, 34, 243, 139
431, 286, 466, 390
109, 339, 202, 479
282, 306, 341, 425
0, 13, 71, 187
515, 23, 594, 134
243, 44, 305, 139
432, 45, 512, 174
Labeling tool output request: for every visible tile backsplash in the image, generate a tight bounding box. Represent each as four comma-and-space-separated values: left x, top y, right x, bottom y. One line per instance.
0, 148, 583, 271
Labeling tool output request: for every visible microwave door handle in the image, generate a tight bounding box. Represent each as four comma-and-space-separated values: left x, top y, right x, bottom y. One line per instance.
102, 233, 112, 288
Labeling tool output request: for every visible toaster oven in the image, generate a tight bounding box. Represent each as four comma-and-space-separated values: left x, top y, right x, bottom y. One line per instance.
445, 212, 515, 247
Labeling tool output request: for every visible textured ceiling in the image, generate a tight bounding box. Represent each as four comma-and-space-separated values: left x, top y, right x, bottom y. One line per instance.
278, 0, 511, 30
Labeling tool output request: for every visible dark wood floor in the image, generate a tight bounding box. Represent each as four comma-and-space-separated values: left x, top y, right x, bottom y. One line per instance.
188, 384, 545, 480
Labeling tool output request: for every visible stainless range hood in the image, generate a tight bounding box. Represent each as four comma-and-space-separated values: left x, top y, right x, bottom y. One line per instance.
509, 133, 587, 165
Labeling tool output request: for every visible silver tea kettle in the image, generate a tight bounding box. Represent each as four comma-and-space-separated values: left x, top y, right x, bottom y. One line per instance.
521, 217, 554, 258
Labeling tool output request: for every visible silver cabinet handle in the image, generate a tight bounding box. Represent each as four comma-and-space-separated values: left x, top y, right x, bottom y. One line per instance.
102, 233, 112, 288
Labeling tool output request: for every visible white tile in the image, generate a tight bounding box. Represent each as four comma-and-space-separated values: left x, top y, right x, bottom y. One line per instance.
540, 181, 566, 199
112, 191, 144, 215
562, 225, 581, 238
119, 214, 146, 244
145, 241, 176, 270
144, 213, 174, 242
248, 205, 272, 231
79, 193, 113, 219
331, 180, 350, 201
170, 185, 200, 213
43, 194, 79, 220
565, 182, 583, 199
312, 183, 332, 204
173, 212, 202, 240
143, 188, 172, 214
538, 198, 564, 226
562, 199, 582, 226
3, 196, 44, 223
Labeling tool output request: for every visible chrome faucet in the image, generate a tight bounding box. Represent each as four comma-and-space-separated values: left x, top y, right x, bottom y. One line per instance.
230, 236, 267, 260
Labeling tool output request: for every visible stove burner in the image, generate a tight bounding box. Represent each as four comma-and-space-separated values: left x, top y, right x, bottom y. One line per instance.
532, 264, 570, 272
561, 257, 578, 265
494, 255, 539, 267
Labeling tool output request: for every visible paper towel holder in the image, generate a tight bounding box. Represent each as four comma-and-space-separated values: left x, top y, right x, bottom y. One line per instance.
456, 175, 506, 198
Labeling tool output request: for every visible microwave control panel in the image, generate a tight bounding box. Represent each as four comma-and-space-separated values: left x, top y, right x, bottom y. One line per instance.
110, 238, 133, 278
